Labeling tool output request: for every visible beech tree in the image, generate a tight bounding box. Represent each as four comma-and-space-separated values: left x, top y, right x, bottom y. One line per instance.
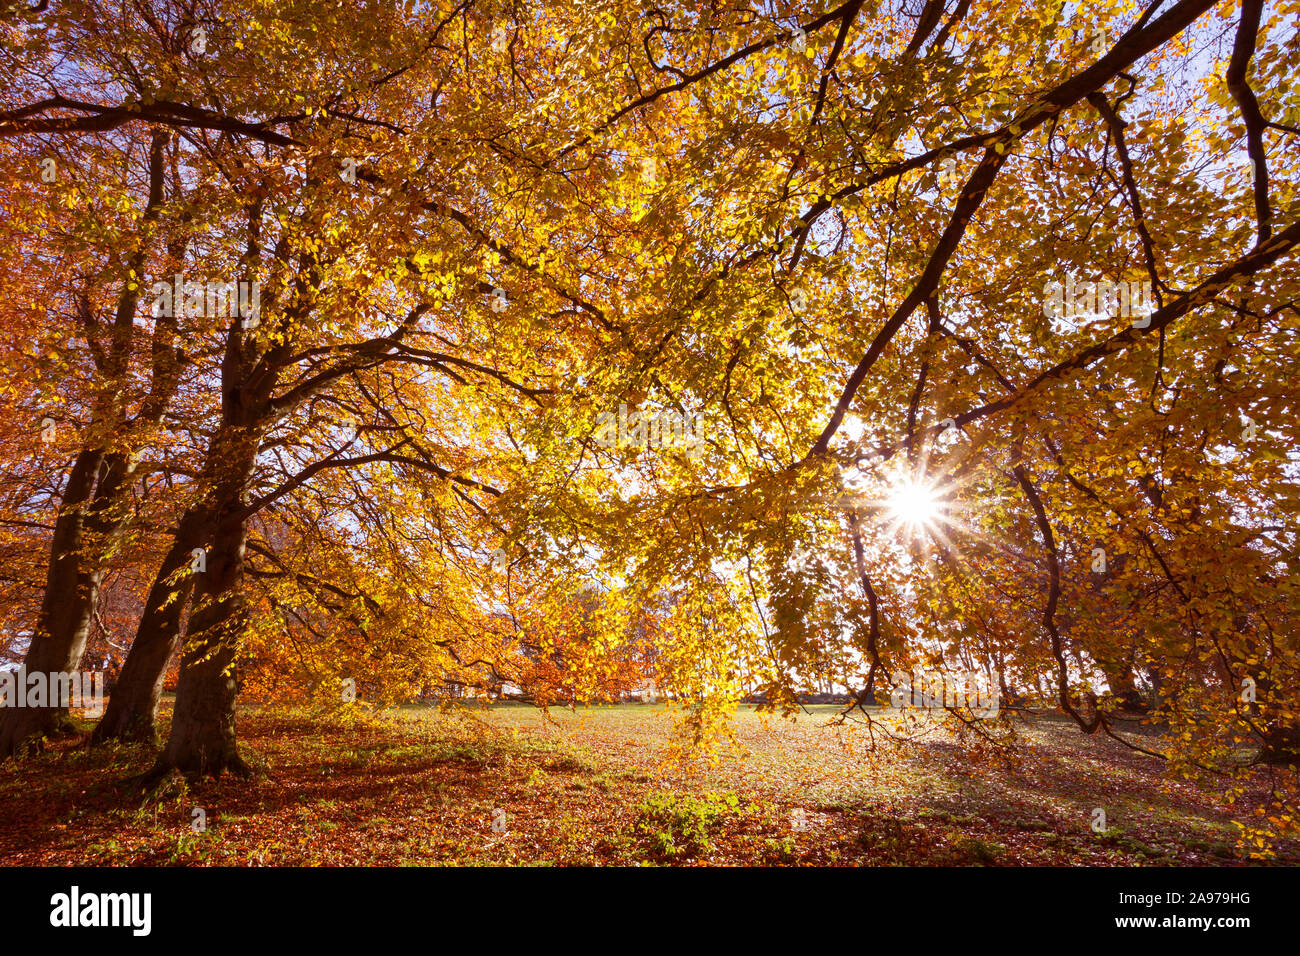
1, 0, 1297, 846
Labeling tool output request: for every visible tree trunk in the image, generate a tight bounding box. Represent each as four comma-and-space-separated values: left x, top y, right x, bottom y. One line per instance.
91, 506, 208, 745
146, 430, 258, 780
0, 450, 104, 756
1259, 724, 1300, 766
155, 601, 247, 778
1, 133, 170, 758
1098, 658, 1144, 712
149, 520, 250, 778
1144, 663, 1171, 713
1239, 638, 1300, 766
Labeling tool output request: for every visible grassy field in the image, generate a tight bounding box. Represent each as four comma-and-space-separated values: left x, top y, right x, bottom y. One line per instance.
1, 701, 1293, 866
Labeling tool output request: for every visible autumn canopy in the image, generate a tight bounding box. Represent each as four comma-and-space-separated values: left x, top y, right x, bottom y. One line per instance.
0, 0, 1297, 848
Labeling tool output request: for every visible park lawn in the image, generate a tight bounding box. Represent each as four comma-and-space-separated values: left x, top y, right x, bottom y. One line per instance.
0, 701, 1293, 866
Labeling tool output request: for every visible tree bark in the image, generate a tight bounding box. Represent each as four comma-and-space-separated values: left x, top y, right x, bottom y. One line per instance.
1, 132, 170, 758
0, 450, 104, 755
91, 506, 208, 744
1239, 635, 1300, 766
1259, 724, 1300, 766
155, 593, 248, 778
146, 425, 260, 780
1098, 658, 1144, 712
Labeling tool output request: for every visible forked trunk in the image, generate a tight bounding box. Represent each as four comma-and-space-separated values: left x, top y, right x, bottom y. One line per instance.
92, 508, 208, 745
156, 607, 247, 778
147, 439, 257, 781
149, 548, 251, 777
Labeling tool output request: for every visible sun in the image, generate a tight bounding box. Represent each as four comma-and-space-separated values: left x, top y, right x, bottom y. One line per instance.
847, 455, 972, 548
887, 477, 943, 529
